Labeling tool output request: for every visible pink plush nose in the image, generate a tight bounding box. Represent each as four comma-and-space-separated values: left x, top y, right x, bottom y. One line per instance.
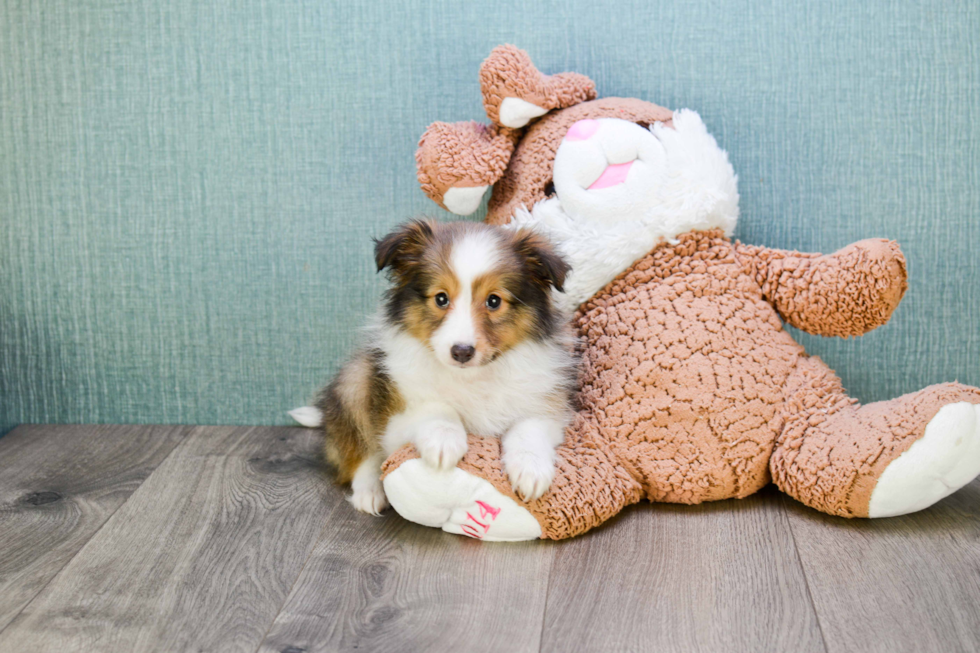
565, 119, 599, 141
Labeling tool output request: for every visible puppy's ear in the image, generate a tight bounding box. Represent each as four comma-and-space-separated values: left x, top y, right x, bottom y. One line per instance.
513, 229, 570, 293
374, 220, 435, 277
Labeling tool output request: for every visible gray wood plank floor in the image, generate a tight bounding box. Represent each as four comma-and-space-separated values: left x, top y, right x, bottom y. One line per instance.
1, 425, 978, 653
0, 425, 192, 632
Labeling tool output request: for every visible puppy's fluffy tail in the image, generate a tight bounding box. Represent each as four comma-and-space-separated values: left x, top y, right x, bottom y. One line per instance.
289, 406, 323, 428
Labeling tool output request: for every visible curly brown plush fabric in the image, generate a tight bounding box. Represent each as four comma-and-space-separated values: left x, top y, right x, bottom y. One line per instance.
415, 122, 519, 210
572, 230, 801, 505
383, 230, 976, 539
737, 240, 908, 337
390, 45, 980, 540
772, 367, 980, 517
479, 44, 596, 127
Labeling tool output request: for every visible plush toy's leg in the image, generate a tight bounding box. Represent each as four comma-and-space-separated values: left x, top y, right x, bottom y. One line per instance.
771, 356, 980, 518
380, 415, 643, 540
382, 452, 543, 541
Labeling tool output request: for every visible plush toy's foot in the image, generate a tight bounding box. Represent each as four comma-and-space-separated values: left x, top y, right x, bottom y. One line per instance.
382, 458, 542, 541
772, 360, 980, 518
869, 402, 980, 517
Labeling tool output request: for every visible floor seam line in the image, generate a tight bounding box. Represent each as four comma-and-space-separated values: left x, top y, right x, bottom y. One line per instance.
782, 497, 832, 653
251, 517, 333, 653
535, 545, 558, 653
250, 448, 343, 653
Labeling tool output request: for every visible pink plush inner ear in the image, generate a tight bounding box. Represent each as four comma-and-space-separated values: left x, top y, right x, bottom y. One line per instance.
588, 161, 634, 190
565, 119, 599, 141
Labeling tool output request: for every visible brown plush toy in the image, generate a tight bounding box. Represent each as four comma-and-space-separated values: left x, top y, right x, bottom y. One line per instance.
380, 45, 980, 541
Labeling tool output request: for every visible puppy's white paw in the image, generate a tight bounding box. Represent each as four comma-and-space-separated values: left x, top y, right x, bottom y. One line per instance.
415, 421, 468, 471
504, 450, 555, 502
349, 484, 389, 516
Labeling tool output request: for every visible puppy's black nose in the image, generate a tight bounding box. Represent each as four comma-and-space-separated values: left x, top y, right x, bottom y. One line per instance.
451, 343, 476, 364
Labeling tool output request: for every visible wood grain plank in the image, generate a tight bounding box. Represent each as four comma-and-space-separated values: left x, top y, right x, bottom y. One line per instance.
784, 478, 980, 653
257, 505, 555, 653
540, 486, 827, 653
0, 426, 334, 653
0, 424, 191, 632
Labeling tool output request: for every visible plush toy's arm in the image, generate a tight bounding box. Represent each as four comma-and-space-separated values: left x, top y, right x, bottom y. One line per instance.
736, 239, 908, 337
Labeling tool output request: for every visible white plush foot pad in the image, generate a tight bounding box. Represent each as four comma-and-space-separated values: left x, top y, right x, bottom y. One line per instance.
382, 459, 542, 541
869, 402, 980, 517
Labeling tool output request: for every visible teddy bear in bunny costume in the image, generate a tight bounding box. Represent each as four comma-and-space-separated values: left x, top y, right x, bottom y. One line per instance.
378, 45, 980, 541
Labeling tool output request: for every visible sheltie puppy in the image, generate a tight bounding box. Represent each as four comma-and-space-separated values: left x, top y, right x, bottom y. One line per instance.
290, 219, 577, 514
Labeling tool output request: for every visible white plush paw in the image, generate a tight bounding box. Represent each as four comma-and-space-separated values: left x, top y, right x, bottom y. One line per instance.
504, 450, 555, 502
415, 421, 469, 471
349, 484, 389, 516
869, 402, 980, 517
442, 185, 489, 215
383, 459, 542, 541
498, 97, 548, 128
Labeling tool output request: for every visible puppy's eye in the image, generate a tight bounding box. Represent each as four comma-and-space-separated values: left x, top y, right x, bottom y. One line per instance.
434, 292, 450, 308
543, 180, 555, 197
486, 294, 502, 310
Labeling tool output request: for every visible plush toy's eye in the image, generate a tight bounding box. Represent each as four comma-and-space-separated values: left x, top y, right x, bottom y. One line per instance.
435, 292, 450, 308
486, 294, 502, 310
543, 180, 555, 198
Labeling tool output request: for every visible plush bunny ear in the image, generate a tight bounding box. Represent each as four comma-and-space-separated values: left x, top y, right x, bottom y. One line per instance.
415, 121, 519, 215
480, 44, 596, 128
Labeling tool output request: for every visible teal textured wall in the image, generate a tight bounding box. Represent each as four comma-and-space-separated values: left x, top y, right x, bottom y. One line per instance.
1, 1, 978, 435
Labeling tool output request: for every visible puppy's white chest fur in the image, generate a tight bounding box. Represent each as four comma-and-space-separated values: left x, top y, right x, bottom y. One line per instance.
379, 325, 571, 437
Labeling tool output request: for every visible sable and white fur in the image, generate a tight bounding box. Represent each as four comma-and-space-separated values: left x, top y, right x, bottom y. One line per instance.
292, 220, 576, 514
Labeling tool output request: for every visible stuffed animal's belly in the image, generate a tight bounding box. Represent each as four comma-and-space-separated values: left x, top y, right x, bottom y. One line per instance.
576, 241, 807, 503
